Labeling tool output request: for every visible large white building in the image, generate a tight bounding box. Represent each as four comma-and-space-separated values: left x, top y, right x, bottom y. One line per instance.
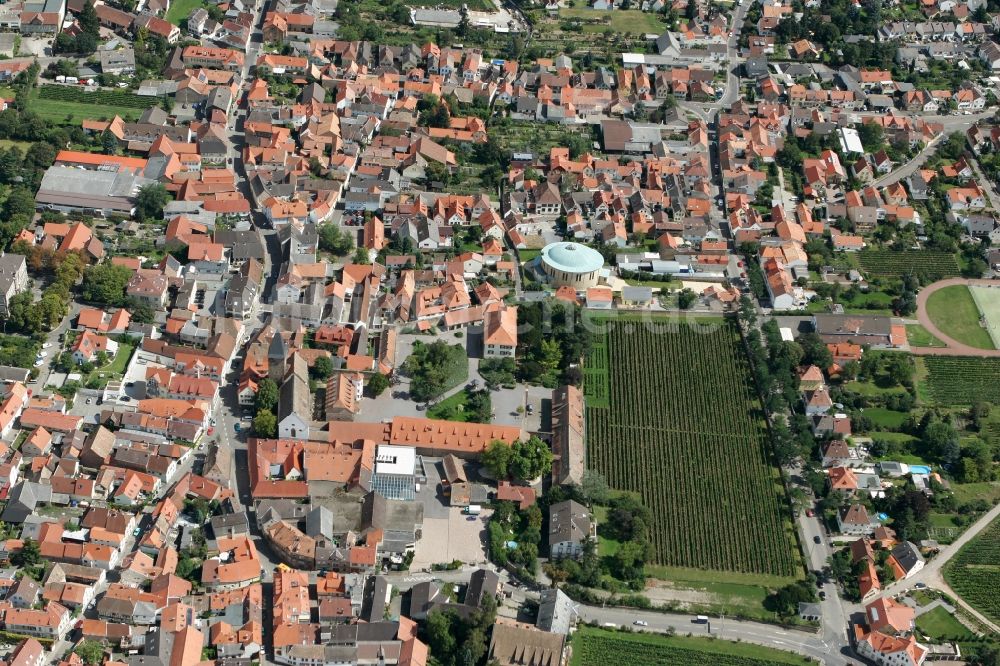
538, 242, 605, 289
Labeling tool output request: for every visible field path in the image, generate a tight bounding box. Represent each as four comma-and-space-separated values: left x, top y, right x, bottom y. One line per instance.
913, 278, 1000, 357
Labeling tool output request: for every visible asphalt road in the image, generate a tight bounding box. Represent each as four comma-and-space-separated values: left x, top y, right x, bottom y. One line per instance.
875, 498, 1000, 633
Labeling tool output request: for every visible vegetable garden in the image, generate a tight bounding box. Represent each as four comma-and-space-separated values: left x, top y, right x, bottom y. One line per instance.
584, 316, 800, 578
570, 628, 811, 666
858, 250, 961, 280
943, 514, 1000, 625
923, 357, 1000, 405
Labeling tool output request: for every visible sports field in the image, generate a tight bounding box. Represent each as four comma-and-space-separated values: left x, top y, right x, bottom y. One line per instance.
969, 285, 1000, 349
925, 285, 995, 350
583, 315, 800, 580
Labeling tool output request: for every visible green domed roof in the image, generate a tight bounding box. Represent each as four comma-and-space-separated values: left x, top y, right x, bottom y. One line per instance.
541, 242, 604, 274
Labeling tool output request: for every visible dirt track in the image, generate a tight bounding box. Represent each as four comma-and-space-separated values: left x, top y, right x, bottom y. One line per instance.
912, 278, 1000, 357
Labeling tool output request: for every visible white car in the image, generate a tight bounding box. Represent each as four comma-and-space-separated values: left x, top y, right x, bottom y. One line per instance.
33, 360, 44, 367
42, 342, 52, 349
37, 351, 47, 358
633, 620, 649, 627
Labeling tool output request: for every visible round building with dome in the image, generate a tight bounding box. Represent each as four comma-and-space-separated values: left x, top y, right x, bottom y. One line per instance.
538, 241, 605, 289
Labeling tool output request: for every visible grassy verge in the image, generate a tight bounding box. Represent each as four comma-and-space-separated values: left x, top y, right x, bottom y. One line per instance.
906, 324, 946, 348
570, 627, 812, 666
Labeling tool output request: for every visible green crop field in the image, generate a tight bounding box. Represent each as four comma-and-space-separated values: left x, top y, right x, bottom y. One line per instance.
944, 514, 1000, 625
583, 315, 800, 579
570, 627, 812, 666
32, 85, 151, 124
923, 357, 1000, 405
858, 250, 960, 281
926, 285, 995, 350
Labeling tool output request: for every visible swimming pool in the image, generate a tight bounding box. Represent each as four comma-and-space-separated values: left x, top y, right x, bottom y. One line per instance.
910, 465, 931, 475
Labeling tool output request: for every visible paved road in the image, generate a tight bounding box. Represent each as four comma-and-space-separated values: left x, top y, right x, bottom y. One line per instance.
871, 134, 943, 188
875, 500, 1000, 634
913, 278, 1000, 357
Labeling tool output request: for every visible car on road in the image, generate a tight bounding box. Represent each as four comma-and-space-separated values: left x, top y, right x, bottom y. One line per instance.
33, 360, 44, 367
234, 423, 241, 433
36, 351, 47, 358
914, 582, 927, 589
466, 516, 477, 521
133, 528, 141, 537
633, 620, 648, 627
813, 535, 821, 544
805, 509, 814, 517
819, 590, 827, 600
42, 342, 52, 349
86, 398, 92, 405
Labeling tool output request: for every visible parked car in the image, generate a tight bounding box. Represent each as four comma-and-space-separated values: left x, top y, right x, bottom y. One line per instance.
633, 620, 648, 627
813, 536, 821, 544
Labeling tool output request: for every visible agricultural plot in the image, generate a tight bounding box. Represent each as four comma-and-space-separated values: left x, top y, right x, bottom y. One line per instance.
570, 628, 811, 666
944, 514, 1000, 625
858, 250, 961, 280
584, 316, 800, 579
33, 85, 149, 123
970, 286, 1000, 349
923, 357, 1000, 405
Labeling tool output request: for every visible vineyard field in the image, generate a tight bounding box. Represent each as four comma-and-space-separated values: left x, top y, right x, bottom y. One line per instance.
923, 357, 1000, 405
858, 250, 961, 280
584, 315, 800, 579
943, 514, 1000, 625
569, 628, 812, 666
37, 85, 151, 109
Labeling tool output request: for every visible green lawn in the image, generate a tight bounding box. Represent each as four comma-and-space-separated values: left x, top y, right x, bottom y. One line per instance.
570, 627, 812, 666
865, 408, 909, 429
925, 285, 996, 350
31, 97, 143, 124
0, 139, 32, 153
165, 0, 207, 24
950, 481, 1000, 506
906, 324, 946, 348
916, 606, 975, 640
844, 380, 908, 398
559, 7, 667, 33
518, 249, 541, 263
594, 506, 621, 557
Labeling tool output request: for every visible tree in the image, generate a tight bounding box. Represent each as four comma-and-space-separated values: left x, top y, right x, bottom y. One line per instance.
74, 640, 105, 665
81, 263, 133, 306
366, 373, 389, 397
580, 469, 611, 503
311, 356, 333, 380
135, 182, 170, 222
79, 0, 100, 36
11, 538, 40, 567
255, 378, 278, 413
677, 288, 696, 309
481, 440, 513, 479
102, 129, 120, 155
510, 436, 554, 481
253, 409, 277, 438
318, 224, 354, 255
352, 246, 371, 264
